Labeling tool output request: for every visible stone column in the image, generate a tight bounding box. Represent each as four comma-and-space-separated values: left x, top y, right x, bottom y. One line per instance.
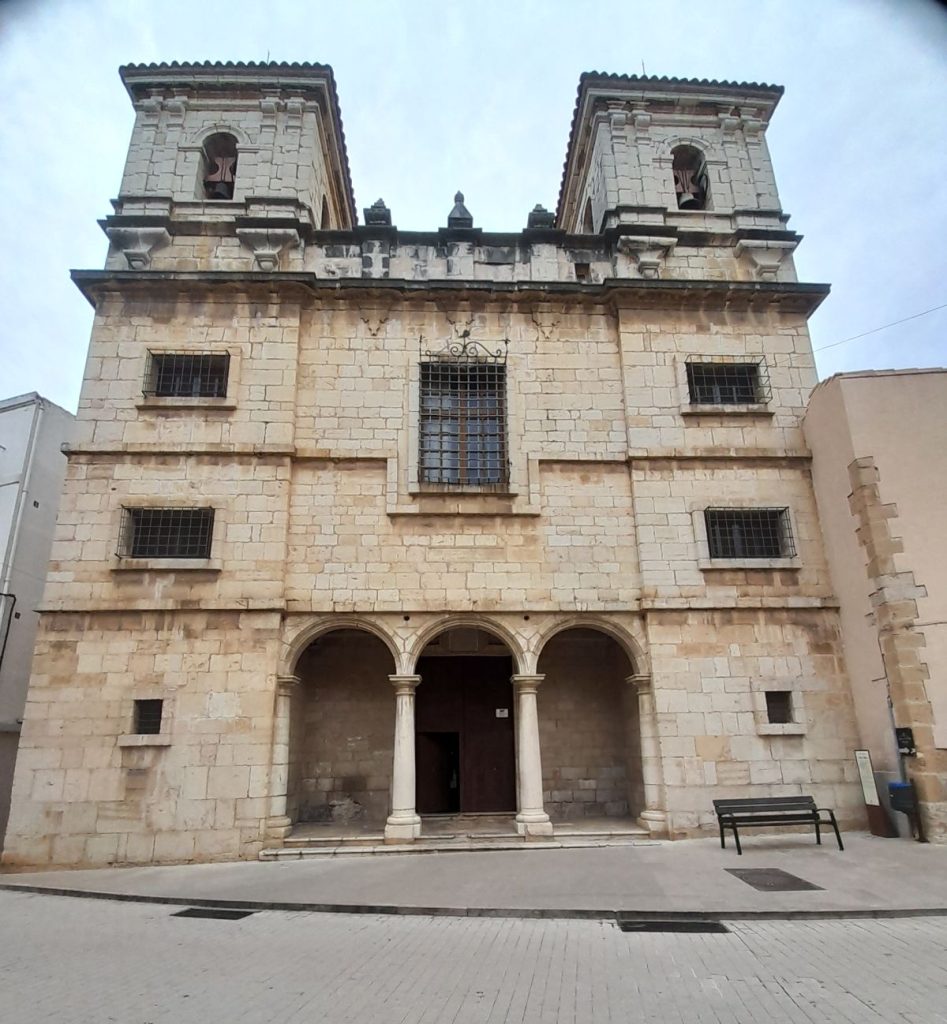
385, 674, 422, 842
512, 674, 554, 837
628, 674, 668, 836
265, 674, 300, 841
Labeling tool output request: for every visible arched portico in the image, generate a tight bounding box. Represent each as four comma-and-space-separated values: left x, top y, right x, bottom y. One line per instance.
534, 625, 666, 835
407, 615, 528, 675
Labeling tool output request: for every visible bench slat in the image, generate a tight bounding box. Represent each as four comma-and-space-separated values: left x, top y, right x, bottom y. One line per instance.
713, 797, 816, 812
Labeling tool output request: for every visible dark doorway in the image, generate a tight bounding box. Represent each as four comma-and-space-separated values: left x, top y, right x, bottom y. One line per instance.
415, 655, 516, 814
416, 732, 460, 813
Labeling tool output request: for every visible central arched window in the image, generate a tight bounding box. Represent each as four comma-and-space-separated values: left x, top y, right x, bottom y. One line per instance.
671, 145, 709, 210
201, 133, 238, 200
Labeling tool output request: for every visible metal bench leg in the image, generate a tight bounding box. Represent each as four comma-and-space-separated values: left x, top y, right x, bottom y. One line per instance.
814, 815, 822, 845
733, 825, 742, 856
719, 821, 726, 849
829, 811, 844, 851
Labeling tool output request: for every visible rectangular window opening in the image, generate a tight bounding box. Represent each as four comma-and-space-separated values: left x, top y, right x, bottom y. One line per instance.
144, 353, 230, 399
419, 360, 508, 488
119, 507, 215, 560
686, 360, 769, 405
704, 508, 795, 560
134, 699, 163, 735
765, 691, 794, 725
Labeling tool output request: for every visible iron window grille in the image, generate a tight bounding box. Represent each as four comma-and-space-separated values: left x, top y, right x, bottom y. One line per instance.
685, 359, 770, 405
133, 699, 163, 735
419, 334, 509, 488
119, 507, 215, 559
704, 508, 795, 560
143, 353, 230, 399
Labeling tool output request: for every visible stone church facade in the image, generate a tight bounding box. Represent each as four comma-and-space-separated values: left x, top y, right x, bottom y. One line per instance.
2, 62, 865, 868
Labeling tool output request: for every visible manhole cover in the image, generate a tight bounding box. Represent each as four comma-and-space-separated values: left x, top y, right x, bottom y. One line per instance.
726, 868, 823, 892
172, 907, 256, 920
618, 920, 729, 933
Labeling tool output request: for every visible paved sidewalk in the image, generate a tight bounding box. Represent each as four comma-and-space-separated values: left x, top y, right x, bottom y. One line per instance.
2, 890, 946, 1023
3, 833, 946, 918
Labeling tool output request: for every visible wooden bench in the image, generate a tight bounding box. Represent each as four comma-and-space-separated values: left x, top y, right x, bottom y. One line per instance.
712, 796, 843, 855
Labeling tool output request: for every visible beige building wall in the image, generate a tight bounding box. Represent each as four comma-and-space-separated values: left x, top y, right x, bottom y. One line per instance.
806, 369, 947, 841
1, 64, 868, 868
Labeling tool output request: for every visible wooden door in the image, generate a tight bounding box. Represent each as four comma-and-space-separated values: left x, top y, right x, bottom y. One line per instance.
416, 656, 516, 813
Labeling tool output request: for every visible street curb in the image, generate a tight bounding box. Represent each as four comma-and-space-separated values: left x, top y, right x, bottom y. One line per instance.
3, 882, 947, 922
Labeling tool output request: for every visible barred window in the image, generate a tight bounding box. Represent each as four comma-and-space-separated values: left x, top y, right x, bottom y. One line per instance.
119, 508, 215, 559
704, 508, 795, 559
134, 699, 163, 735
686, 361, 768, 405
144, 353, 230, 398
419, 337, 508, 487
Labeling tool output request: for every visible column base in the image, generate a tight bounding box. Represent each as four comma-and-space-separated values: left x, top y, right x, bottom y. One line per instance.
384, 814, 422, 842
637, 809, 668, 838
265, 815, 293, 841
515, 811, 554, 838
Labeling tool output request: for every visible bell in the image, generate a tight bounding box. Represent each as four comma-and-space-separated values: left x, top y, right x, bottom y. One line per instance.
205, 181, 233, 201
677, 191, 700, 210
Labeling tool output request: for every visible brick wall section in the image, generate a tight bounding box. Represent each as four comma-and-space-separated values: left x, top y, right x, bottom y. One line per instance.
647, 608, 865, 834
3, 610, 281, 868
847, 457, 947, 838
537, 631, 637, 819
289, 632, 395, 826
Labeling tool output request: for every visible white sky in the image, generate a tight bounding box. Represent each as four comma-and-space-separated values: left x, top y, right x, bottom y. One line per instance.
0, 0, 945, 412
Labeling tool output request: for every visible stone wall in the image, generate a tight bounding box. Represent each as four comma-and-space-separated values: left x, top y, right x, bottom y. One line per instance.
537, 630, 637, 819
2, 610, 281, 868
289, 631, 395, 826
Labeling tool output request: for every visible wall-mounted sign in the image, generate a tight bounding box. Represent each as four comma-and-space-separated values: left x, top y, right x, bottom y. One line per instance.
896, 727, 916, 756
854, 749, 880, 806
495, 708, 509, 718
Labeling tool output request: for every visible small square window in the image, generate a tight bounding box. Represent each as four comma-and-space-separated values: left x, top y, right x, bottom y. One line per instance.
574, 262, 591, 281
119, 507, 215, 559
765, 691, 793, 725
686, 361, 768, 405
704, 508, 795, 560
144, 353, 230, 398
134, 699, 163, 735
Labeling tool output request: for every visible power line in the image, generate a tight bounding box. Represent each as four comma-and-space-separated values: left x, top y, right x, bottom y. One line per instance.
813, 302, 947, 353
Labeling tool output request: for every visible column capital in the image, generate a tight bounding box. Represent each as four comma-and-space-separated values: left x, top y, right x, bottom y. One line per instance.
511, 673, 545, 694
625, 673, 652, 692
276, 674, 301, 695
388, 673, 421, 695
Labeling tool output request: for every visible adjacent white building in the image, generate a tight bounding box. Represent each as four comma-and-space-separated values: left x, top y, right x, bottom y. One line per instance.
0, 393, 74, 842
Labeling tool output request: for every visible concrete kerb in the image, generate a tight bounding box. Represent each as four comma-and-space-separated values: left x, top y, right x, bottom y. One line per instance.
2, 883, 946, 922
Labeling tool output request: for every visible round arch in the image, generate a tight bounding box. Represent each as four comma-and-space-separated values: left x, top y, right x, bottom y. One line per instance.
188, 123, 252, 148
281, 616, 400, 677
407, 615, 527, 675
659, 135, 713, 162
531, 617, 647, 677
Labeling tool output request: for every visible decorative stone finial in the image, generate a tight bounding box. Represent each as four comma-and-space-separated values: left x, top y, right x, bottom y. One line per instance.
526, 204, 555, 229
364, 198, 392, 226
447, 191, 473, 229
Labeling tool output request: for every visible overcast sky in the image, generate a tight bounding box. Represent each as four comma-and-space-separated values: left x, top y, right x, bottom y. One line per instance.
0, 0, 945, 413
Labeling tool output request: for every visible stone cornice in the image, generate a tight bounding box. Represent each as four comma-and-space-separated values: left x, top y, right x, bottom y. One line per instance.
71, 269, 830, 316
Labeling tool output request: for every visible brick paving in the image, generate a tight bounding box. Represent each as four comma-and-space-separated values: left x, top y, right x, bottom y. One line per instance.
1, 889, 945, 1023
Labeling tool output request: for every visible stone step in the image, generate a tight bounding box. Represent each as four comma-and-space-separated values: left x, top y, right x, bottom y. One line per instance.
261, 829, 657, 860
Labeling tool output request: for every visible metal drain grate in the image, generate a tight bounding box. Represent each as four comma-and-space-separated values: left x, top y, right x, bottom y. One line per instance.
618, 920, 729, 933
172, 907, 256, 920
726, 868, 823, 892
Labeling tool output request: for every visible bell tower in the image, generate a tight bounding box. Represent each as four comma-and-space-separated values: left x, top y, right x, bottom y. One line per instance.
556, 74, 798, 282
104, 62, 356, 270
